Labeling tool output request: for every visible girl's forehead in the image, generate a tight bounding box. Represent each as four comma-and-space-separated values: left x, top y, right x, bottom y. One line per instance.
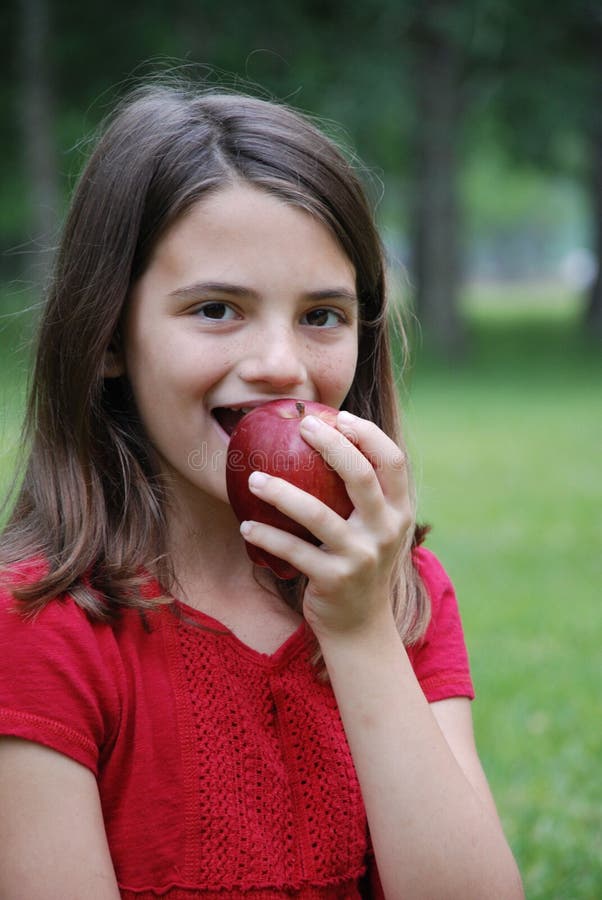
149, 184, 356, 287
167, 182, 312, 232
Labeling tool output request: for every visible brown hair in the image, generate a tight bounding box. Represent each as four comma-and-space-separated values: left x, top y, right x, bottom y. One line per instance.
1, 82, 430, 643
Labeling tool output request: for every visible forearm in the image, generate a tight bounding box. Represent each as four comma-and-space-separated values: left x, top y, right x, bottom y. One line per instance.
317, 611, 524, 900
240, 410, 523, 896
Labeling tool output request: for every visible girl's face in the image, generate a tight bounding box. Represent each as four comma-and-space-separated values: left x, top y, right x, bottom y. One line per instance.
119, 183, 359, 518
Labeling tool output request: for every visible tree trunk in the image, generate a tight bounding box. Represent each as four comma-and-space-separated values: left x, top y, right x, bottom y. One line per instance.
410, 4, 465, 358
20, 0, 60, 291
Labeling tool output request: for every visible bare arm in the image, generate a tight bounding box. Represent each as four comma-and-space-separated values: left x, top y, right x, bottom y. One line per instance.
0, 737, 121, 900
240, 409, 524, 899
430, 696, 506, 826
319, 620, 524, 900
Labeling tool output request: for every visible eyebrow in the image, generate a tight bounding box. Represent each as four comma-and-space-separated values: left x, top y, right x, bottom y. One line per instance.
169, 281, 359, 306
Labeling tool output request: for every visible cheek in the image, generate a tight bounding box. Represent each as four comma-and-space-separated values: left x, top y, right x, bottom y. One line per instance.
313, 345, 358, 404
127, 331, 225, 399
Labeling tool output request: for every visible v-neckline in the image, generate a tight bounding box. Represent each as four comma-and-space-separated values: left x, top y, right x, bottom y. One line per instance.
167, 595, 311, 667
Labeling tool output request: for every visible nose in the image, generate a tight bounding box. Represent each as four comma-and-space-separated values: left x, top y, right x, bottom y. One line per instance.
236, 325, 308, 391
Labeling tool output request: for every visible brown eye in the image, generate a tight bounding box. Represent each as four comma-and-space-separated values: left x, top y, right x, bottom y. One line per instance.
303, 308, 343, 327
195, 302, 237, 320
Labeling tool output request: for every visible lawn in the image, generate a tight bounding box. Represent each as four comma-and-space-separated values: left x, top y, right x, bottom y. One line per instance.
1, 284, 601, 898
404, 286, 601, 899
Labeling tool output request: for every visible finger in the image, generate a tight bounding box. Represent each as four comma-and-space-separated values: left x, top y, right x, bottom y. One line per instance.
247, 470, 349, 549
335, 411, 408, 503
298, 414, 388, 516
239, 517, 338, 583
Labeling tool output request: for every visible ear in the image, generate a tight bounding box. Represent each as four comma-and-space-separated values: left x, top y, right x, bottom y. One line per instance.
103, 341, 125, 378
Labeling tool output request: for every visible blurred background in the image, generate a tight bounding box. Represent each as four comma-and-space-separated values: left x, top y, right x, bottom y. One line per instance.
0, 1, 600, 896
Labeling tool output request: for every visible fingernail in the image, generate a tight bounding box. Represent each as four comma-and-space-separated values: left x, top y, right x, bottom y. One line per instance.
249, 471, 269, 489
337, 411, 356, 428
300, 415, 320, 432
240, 521, 253, 536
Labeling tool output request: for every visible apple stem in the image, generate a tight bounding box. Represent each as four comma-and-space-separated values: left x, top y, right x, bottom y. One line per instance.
295, 401, 305, 417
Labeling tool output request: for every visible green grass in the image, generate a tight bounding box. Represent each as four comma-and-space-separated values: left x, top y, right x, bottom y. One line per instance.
404, 287, 601, 899
1, 285, 601, 897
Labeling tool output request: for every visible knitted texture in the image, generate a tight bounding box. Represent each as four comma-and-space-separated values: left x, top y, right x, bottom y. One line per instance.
0, 547, 473, 896
169, 613, 368, 892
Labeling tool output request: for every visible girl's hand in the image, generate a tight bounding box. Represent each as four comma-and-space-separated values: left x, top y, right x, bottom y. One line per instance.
240, 410, 412, 639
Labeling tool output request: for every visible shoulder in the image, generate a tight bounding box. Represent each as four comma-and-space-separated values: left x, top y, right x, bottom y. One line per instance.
410, 544, 462, 641
412, 544, 453, 600
0, 561, 128, 773
408, 545, 475, 702
1, 558, 109, 649
0, 560, 167, 688
0, 554, 48, 595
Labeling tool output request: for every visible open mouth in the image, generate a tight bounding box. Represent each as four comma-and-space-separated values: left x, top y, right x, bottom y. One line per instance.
212, 407, 255, 437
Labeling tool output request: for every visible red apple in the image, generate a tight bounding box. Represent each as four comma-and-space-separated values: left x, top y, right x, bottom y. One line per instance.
226, 399, 354, 578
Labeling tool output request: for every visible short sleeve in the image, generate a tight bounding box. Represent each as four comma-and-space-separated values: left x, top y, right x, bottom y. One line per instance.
407, 546, 475, 703
0, 579, 122, 775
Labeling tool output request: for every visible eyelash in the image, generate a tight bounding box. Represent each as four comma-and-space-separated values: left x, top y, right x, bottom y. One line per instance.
192, 302, 347, 328
302, 307, 346, 327
193, 302, 239, 321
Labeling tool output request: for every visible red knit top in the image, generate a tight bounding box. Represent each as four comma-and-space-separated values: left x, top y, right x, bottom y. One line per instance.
0, 547, 474, 898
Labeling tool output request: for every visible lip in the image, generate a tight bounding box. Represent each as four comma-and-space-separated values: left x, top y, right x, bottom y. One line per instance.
211, 399, 275, 414
210, 397, 313, 441
210, 399, 280, 443
210, 396, 313, 415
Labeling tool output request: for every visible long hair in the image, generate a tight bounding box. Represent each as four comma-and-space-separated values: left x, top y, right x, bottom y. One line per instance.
1, 82, 430, 644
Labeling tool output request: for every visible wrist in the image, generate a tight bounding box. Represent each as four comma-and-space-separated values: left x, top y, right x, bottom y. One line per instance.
309, 602, 400, 656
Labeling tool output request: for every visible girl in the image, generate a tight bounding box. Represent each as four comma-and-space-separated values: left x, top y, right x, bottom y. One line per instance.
0, 83, 523, 898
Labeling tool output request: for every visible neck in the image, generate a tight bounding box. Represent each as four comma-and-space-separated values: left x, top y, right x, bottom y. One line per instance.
168, 496, 242, 577
161, 487, 304, 650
